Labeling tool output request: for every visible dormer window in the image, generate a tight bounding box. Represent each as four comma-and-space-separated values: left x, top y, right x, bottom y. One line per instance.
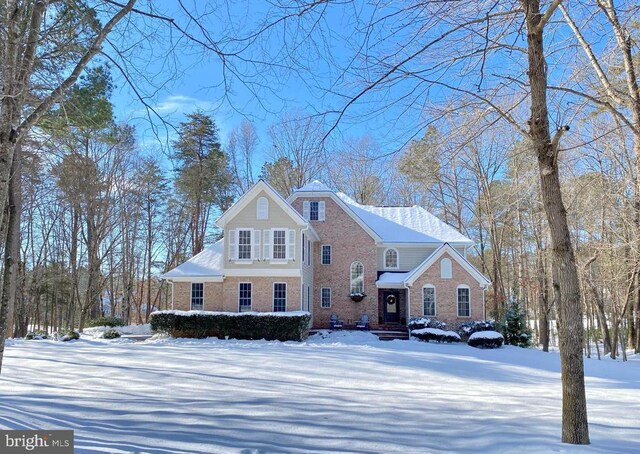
257, 197, 269, 220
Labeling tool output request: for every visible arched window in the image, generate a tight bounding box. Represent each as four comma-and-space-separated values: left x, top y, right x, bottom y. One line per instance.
422, 285, 436, 316
350, 261, 364, 294
257, 197, 269, 220
384, 248, 399, 269
440, 258, 452, 279
457, 285, 470, 317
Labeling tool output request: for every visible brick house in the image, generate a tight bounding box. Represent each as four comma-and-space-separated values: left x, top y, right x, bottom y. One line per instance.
162, 180, 490, 329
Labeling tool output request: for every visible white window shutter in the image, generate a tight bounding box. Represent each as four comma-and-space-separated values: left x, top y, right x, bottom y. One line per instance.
228, 230, 237, 261
252, 229, 261, 260
318, 201, 325, 221
263, 230, 271, 260
288, 229, 296, 260
303, 201, 310, 220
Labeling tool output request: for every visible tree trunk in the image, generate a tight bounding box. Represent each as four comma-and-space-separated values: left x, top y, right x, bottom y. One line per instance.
522, 0, 589, 444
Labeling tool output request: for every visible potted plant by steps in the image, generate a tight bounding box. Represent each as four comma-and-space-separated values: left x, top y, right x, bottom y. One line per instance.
350, 292, 366, 302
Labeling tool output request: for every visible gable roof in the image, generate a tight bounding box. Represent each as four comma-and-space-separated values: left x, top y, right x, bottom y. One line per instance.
404, 243, 491, 287
216, 179, 310, 229
161, 239, 224, 280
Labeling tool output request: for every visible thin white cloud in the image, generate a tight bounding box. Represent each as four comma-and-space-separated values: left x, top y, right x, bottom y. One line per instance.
152, 95, 216, 115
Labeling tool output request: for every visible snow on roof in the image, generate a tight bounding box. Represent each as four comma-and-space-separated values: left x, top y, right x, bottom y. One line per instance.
161, 239, 224, 278
336, 193, 473, 244
295, 180, 333, 192
377, 272, 411, 286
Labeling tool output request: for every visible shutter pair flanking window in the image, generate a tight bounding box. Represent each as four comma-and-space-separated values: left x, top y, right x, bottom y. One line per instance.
302, 200, 325, 221
229, 228, 295, 261
228, 228, 260, 261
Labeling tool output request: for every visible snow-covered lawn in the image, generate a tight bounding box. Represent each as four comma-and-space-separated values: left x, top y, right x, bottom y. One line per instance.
1, 331, 638, 453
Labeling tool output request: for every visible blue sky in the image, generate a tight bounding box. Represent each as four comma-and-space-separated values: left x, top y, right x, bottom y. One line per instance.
102, 0, 593, 177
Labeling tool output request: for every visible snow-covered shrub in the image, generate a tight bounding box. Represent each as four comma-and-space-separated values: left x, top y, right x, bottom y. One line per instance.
102, 329, 121, 339
86, 316, 124, 328
500, 302, 532, 347
412, 327, 460, 343
53, 330, 80, 342
408, 317, 447, 331
457, 320, 497, 340
150, 311, 312, 342
468, 331, 504, 349
25, 330, 48, 340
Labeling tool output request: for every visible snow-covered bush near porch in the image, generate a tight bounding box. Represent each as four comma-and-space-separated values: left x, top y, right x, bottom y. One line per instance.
411, 327, 460, 343
457, 319, 497, 340
408, 317, 447, 331
150, 310, 311, 341
468, 330, 504, 349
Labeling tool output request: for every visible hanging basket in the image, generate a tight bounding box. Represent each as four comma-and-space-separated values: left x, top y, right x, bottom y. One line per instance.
350, 293, 366, 302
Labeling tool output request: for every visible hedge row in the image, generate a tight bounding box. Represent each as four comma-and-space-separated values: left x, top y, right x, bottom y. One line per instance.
150, 311, 311, 341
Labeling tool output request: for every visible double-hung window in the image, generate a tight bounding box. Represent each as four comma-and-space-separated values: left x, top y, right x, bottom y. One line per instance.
239, 283, 252, 312
191, 283, 204, 310
321, 245, 331, 265
310, 201, 319, 220
457, 286, 470, 317
273, 283, 287, 312
423, 286, 436, 317
272, 230, 287, 260
321, 288, 331, 308
238, 229, 252, 260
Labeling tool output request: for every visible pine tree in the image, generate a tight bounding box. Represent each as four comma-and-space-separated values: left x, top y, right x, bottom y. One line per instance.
173, 112, 233, 255
500, 301, 533, 348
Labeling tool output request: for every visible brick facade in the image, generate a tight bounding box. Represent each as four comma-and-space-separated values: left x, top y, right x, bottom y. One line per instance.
408, 252, 485, 325
222, 276, 301, 312
172, 278, 301, 313
291, 197, 379, 329
172, 282, 223, 311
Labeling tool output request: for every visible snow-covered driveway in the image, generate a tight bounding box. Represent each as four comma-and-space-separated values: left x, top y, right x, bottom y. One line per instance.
1, 331, 638, 453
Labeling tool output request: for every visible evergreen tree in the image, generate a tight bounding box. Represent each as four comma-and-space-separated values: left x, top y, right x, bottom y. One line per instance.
173, 112, 233, 255
500, 301, 533, 348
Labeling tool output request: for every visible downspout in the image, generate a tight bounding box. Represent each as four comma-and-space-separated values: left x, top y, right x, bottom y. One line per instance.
170, 280, 174, 310
404, 282, 411, 337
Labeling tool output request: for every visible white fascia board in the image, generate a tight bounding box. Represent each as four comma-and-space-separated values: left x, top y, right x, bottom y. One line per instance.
405, 243, 491, 288
223, 268, 302, 277
165, 276, 224, 283
375, 281, 406, 289
216, 180, 308, 228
